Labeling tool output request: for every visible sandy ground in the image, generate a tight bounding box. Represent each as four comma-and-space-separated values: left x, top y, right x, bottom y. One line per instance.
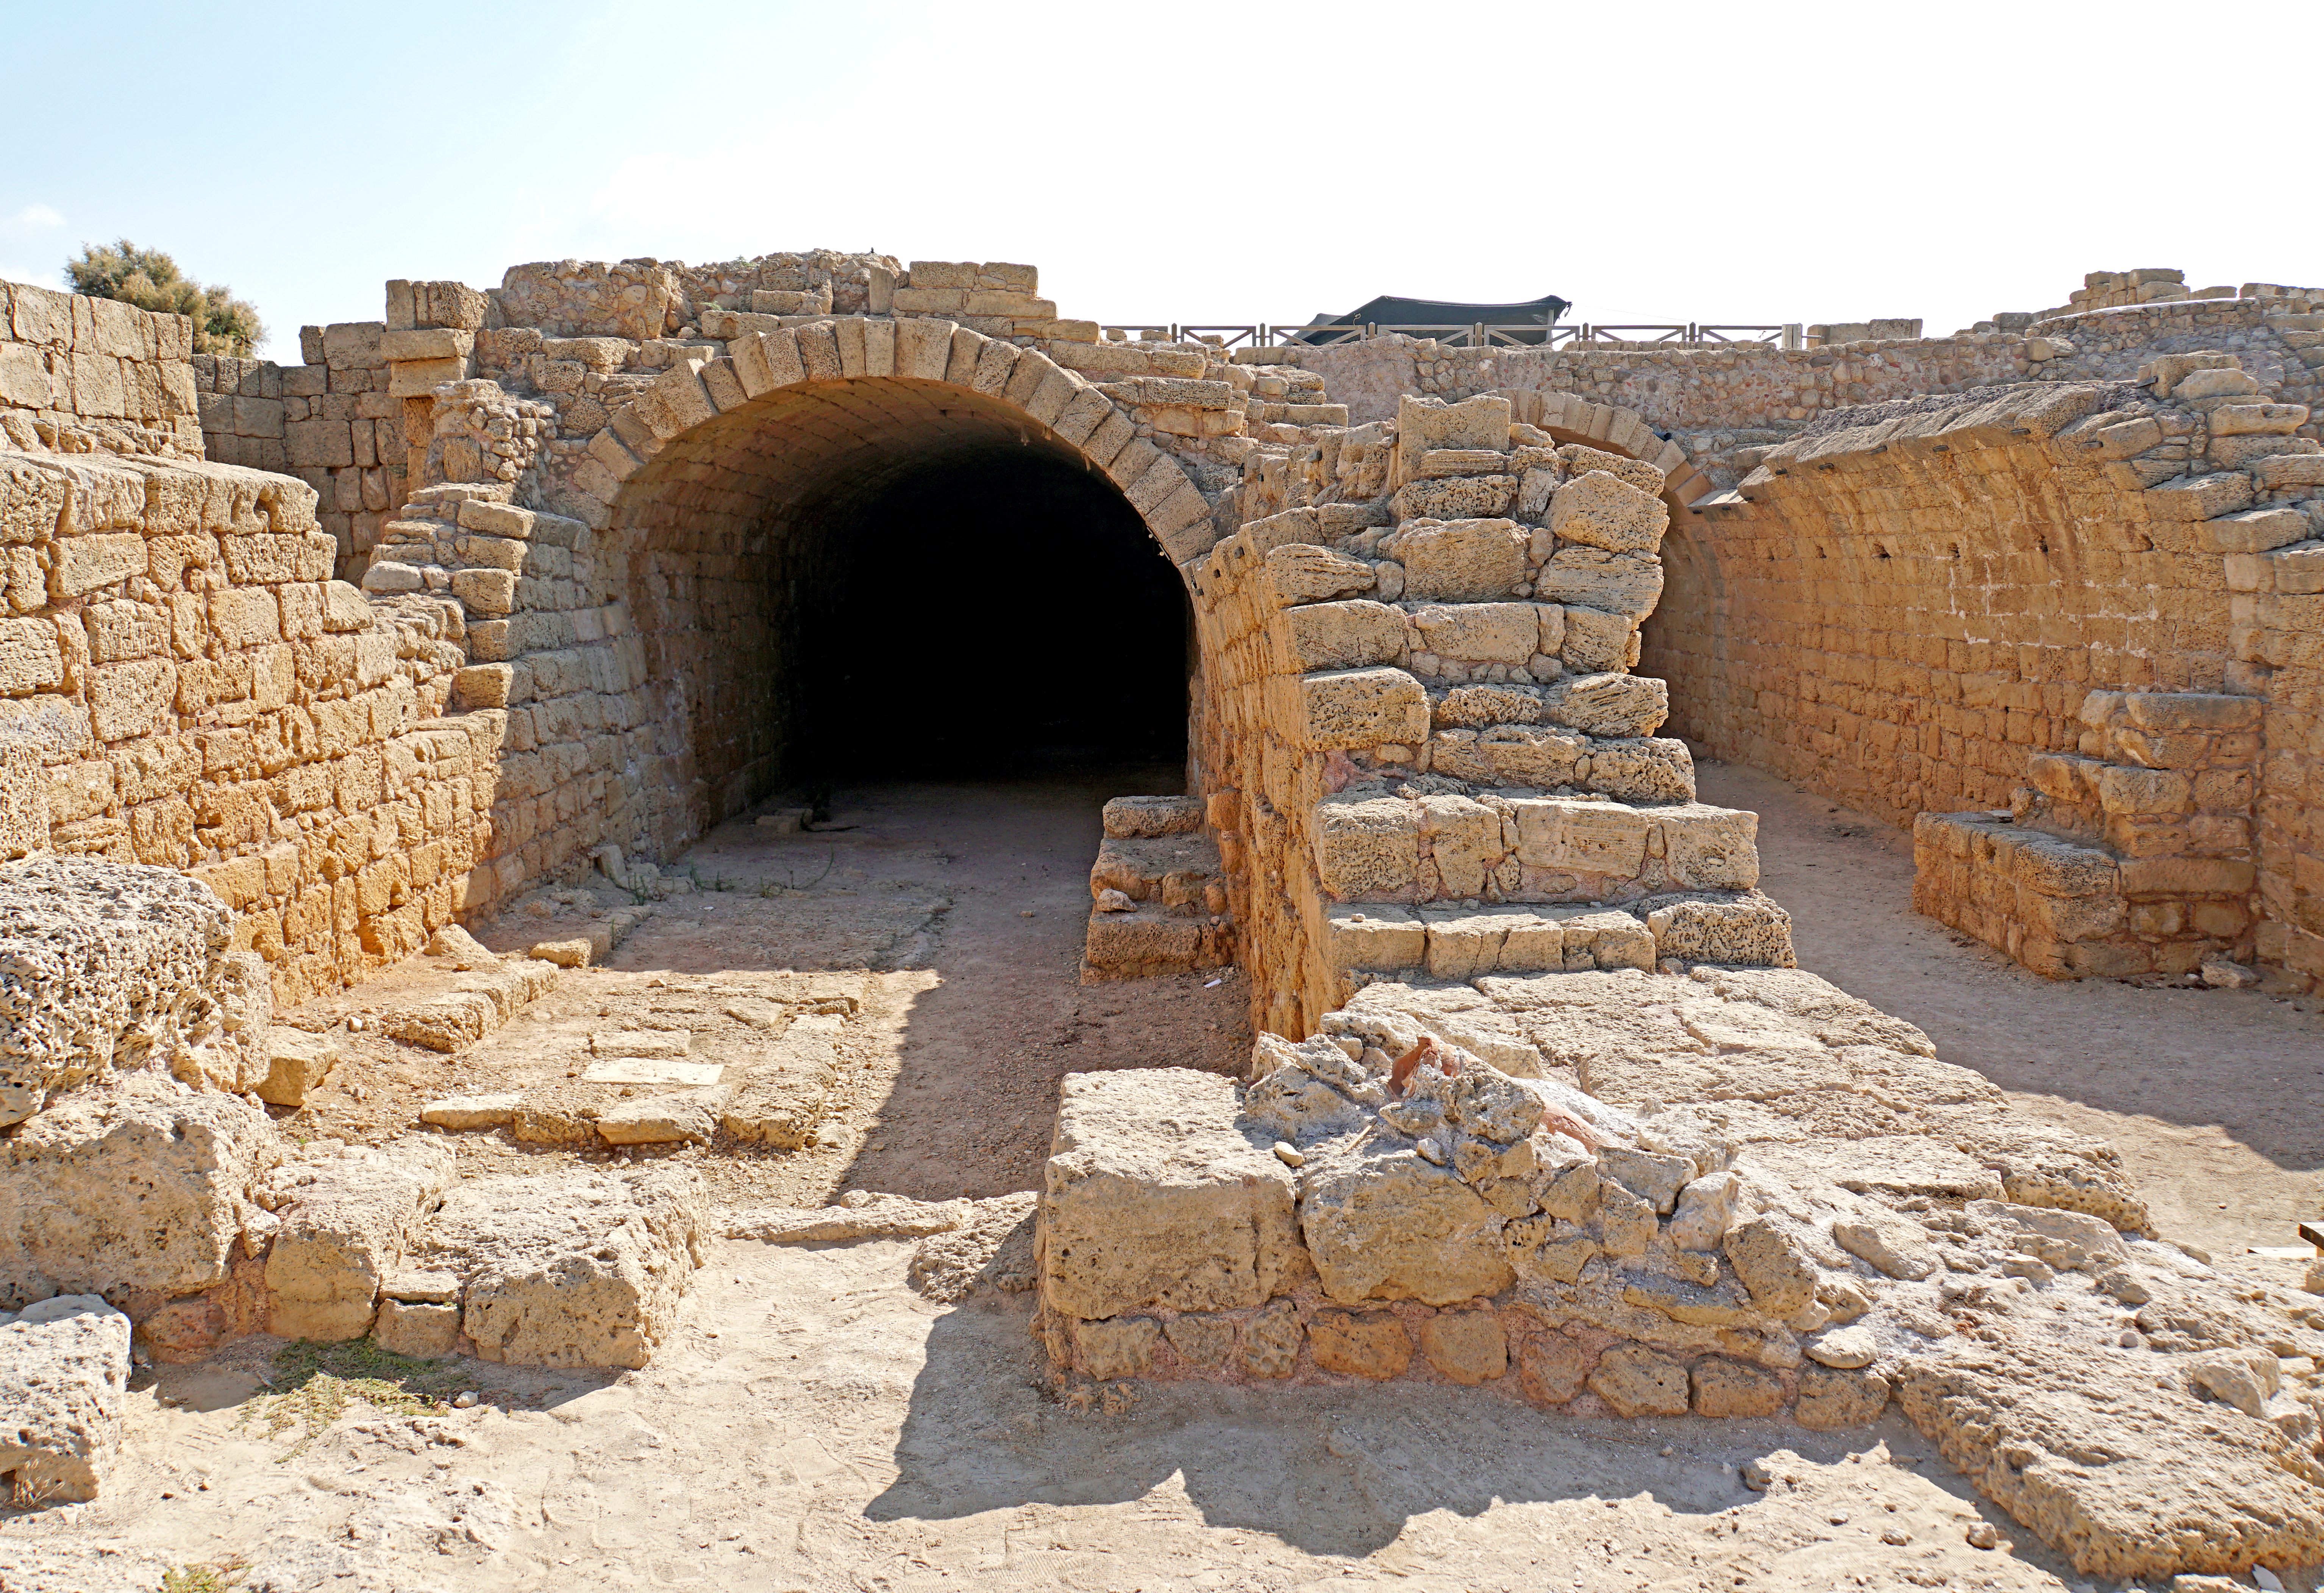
1698, 760, 2324, 1264
6, 764, 2321, 1591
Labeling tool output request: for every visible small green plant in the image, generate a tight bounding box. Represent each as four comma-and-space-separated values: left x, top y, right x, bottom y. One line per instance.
236, 1339, 465, 1457
161, 1558, 249, 1593
64, 239, 265, 357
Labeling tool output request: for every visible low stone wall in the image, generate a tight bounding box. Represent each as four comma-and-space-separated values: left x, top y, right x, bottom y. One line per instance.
1033, 972, 2324, 1581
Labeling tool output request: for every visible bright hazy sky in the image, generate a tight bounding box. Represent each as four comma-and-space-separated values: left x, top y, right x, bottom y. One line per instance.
6, 1, 2316, 360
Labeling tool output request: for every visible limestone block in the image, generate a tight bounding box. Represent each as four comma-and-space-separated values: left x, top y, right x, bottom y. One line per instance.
2211, 402, 2308, 437
1597, 1146, 1695, 1214
1164, 1313, 1234, 1368
1794, 1364, 1890, 1429
1393, 395, 1511, 485
0, 616, 64, 694
1309, 1308, 1412, 1379
1557, 444, 1664, 496
1393, 476, 1515, 522
1040, 1069, 1307, 1321
1543, 673, 1668, 739
1532, 548, 1663, 620
0, 739, 42, 860
1265, 543, 1376, 606
0, 1078, 275, 1306
373, 1298, 461, 1359
1510, 797, 1650, 877
1519, 1334, 1594, 1403
1299, 1142, 1513, 1306
1588, 1344, 1690, 1417
419, 1094, 519, 1130
1409, 602, 1538, 665
1323, 905, 1426, 970
1691, 1356, 1781, 1418
1418, 908, 1565, 980
1296, 668, 1428, 750
1645, 806, 1754, 891
1587, 737, 1695, 803
1101, 795, 1204, 838
0, 855, 234, 1125
1279, 599, 1403, 672
1240, 1297, 1304, 1377
0, 1296, 130, 1503
1832, 1213, 1940, 1280
411, 1165, 704, 1370
1467, 724, 1591, 787
1559, 604, 1635, 673
1642, 890, 1796, 967
1391, 519, 1527, 602
265, 1137, 456, 1341
1548, 471, 1669, 554
378, 991, 498, 1052
1432, 682, 1544, 730
1075, 1315, 1159, 1378
256, 1027, 339, 1107
1667, 1172, 1741, 1250
595, 1089, 723, 1146
1417, 1308, 1507, 1384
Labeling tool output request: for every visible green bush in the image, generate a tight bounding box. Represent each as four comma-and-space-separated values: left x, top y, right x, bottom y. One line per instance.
64, 239, 264, 358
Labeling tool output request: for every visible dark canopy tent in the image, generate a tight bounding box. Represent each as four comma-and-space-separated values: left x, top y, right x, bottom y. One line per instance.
1298, 292, 1571, 344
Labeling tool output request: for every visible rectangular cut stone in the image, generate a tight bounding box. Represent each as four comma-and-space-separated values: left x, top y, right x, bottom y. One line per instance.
1040, 1069, 1307, 1320
580, 1059, 725, 1086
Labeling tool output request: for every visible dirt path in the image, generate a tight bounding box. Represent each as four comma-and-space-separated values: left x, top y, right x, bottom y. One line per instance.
1698, 760, 2324, 1262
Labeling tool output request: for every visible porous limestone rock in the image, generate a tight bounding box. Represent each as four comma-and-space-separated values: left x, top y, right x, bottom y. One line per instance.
1795, 1364, 1891, 1429
1899, 1339, 2324, 1579
1239, 1297, 1304, 1377
1690, 1356, 1782, 1418
1076, 1315, 1160, 1378
1417, 1308, 1507, 1384
1548, 470, 1670, 554
1309, 1308, 1412, 1379
1039, 1069, 1307, 1323
1588, 1344, 1690, 1417
1165, 1312, 1235, 1369
411, 1165, 704, 1369
0, 1076, 276, 1307
1298, 1140, 1513, 1306
263, 1137, 455, 1341
0, 1295, 130, 1503
255, 1027, 339, 1107
0, 856, 240, 1124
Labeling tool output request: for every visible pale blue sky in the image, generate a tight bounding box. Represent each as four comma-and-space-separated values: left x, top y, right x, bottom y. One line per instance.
6, 0, 2315, 359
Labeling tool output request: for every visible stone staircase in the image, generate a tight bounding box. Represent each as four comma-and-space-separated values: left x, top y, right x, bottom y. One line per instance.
1199, 392, 1796, 997
1082, 796, 1235, 978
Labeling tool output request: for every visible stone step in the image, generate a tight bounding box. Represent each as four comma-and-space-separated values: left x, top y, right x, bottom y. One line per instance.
1084, 903, 1235, 979
1315, 790, 1758, 908
1091, 831, 1223, 910
1324, 889, 1796, 982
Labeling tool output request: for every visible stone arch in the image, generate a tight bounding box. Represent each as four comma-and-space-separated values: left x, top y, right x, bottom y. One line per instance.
1490, 388, 1718, 519
557, 317, 1218, 856
572, 316, 1217, 567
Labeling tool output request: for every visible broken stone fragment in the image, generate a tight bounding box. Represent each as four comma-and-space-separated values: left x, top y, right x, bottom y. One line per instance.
0, 1295, 130, 1503
419, 1093, 520, 1131
1299, 1141, 1514, 1306
1723, 1216, 1818, 1317
1596, 1145, 1694, 1214
264, 1136, 456, 1341
1795, 1364, 1890, 1430
1832, 1214, 1941, 1281
1665, 1172, 1741, 1251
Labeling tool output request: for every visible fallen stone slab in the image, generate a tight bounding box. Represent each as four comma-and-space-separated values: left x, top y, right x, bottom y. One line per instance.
409, 1165, 705, 1368
725, 1195, 966, 1244
0, 1077, 276, 1306
255, 1027, 340, 1107
262, 1137, 455, 1340
0, 1295, 131, 1504
419, 1094, 520, 1130
595, 1089, 723, 1145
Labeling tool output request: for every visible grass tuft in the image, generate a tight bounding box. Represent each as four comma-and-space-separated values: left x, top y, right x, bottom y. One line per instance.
160, 1557, 250, 1593
236, 1339, 467, 1457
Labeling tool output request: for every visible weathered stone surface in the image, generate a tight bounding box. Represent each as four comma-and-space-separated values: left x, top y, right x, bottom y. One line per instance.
1309, 1308, 1411, 1379
264, 1138, 456, 1341
1519, 1333, 1594, 1403
0, 1295, 130, 1503
1833, 1213, 1941, 1281
1691, 1356, 1782, 1417
1164, 1312, 1235, 1369
1040, 1069, 1307, 1322
595, 1089, 723, 1146
1549, 471, 1670, 554
411, 1165, 704, 1369
1299, 1141, 1513, 1306
1391, 519, 1527, 602
1795, 1364, 1891, 1429
1899, 1340, 2324, 1579
255, 1027, 339, 1107
372, 1298, 461, 1359
1240, 1297, 1303, 1378
0, 856, 238, 1125
1588, 1344, 1690, 1417
1417, 1308, 1507, 1384
0, 1078, 275, 1308
1076, 1315, 1159, 1378
1723, 1216, 1818, 1316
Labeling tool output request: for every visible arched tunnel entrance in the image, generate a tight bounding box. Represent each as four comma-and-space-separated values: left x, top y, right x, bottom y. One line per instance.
606, 377, 1192, 853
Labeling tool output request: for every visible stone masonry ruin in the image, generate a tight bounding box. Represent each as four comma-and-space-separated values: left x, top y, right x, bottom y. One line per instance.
1, 252, 2322, 1581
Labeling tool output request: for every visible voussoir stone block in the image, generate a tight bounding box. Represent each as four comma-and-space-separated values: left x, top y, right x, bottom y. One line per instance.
1039, 1068, 1309, 1322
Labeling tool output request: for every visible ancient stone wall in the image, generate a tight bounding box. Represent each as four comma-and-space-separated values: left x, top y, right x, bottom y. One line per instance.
0, 444, 497, 1004
0, 282, 202, 459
